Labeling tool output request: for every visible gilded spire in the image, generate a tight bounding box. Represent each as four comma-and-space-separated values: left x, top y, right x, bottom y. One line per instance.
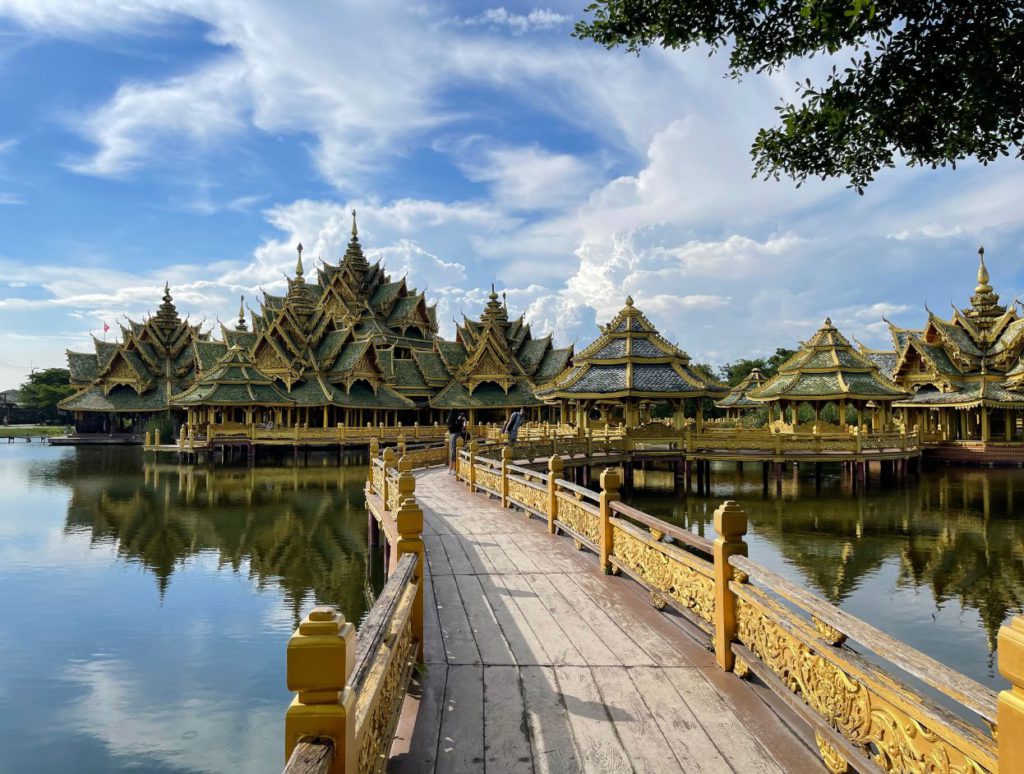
351, 208, 358, 237
235, 295, 247, 331
295, 243, 304, 280
343, 210, 368, 271
155, 282, 181, 326
625, 295, 634, 307
965, 245, 1005, 328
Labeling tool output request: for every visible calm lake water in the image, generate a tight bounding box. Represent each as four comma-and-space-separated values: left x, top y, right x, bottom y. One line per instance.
1, 445, 1021, 772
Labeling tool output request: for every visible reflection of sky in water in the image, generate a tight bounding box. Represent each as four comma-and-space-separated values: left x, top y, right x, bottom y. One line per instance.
628, 462, 1024, 691
0, 444, 375, 774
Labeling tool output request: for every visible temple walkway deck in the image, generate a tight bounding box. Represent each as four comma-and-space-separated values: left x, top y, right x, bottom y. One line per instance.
387, 469, 822, 773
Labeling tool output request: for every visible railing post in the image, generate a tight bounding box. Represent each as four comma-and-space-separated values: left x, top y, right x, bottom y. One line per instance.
547, 455, 563, 534
285, 605, 356, 773
455, 436, 464, 480
413, 421, 419, 439
467, 441, 479, 492
153, 428, 161, 448
713, 500, 748, 672
855, 426, 863, 454
599, 468, 621, 574
501, 446, 512, 508
397, 434, 406, 457
998, 615, 1024, 769
145, 431, 152, 449
395, 478, 425, 660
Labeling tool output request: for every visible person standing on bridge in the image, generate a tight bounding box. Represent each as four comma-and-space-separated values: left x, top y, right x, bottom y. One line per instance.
446, 410, 466, 475
504, 408, 524, 443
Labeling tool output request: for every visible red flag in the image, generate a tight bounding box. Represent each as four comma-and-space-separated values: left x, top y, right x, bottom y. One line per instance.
103, 322, 110, 333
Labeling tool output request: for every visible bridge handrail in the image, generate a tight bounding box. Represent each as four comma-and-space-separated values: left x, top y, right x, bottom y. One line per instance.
610, 499, 712, 556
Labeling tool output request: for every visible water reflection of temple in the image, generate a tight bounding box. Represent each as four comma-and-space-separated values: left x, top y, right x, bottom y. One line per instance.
61, 453, 377, 624
630, 466, 1024, 650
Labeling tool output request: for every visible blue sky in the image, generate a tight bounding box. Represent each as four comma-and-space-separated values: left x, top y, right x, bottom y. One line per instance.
1, 1, 1023, 389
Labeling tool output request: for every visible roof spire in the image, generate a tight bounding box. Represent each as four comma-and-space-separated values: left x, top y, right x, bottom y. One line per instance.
351, 208, 358, 237
235, 295, 247, 331
966, 244, 1005, 328
154, 281, 181, 326
295, 243, 304, 279
343, 210, 368, 271
625, 295, 634, 307
976, 245, 990, 291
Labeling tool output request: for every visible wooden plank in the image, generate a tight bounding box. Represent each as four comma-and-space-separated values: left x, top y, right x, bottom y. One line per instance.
662, 666, 783, 773
283, 739, 333, 774
438, 534, 476, 575
352, 554, 416, 692
522, 573, 620, 666
454, 573, 517, 666
563, 570, 695, 668
436, 665, 485, 773
590, 666, 682, 774
431, 574, 481, 665
388, 663, 449, 773
554, 666, 633, 773
476, 573, 552, 667
464, 535, 519, 574
519, 665, 581, 774
628, 666, 731, 772
451, 534, 492, 575
484, 666, 533, 773
498, 532, 545, 574
423, 534, 453, 577
497, 573, 585, 666
545, 572, 657, 667
421, 571, 446, 666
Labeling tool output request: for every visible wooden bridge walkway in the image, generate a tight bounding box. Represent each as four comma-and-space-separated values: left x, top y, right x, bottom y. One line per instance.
387, 469, 822, 773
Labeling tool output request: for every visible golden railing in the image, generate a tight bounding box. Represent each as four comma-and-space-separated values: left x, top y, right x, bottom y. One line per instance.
283, 448, 425, 774
453, 448, 1021, 773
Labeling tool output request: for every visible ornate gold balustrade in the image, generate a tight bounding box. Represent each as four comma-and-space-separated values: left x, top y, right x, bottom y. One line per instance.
452, 446, 1020, 774
180, 421, 485, 448
284, 450, 425, 774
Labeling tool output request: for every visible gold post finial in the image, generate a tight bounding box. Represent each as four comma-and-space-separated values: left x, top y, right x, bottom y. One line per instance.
238, 295, 245, 322
351, 209, 358, 237
978, 245, 990, 287
625, 295, 634, 307
295, 243, 304, 278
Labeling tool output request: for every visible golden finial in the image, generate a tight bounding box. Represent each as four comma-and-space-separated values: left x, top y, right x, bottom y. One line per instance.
625, 295, 634, 307
824, 317, 834, 327
163, 282, 171, 303
295, 243, 304, 278
351, 209, 358, 237
238, 295, 245, 321
977, 245, 990, 289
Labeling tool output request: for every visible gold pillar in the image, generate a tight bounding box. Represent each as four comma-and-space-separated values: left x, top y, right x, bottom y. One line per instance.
981, 405, 991, 443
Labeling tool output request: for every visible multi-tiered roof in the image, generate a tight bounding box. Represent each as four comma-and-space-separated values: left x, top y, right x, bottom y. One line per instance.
63, 211, 572, 417
537, 297, 727, 402
61, 284, 208, 413
750, 318, 906, 403
870, 248, 1024, 409
716, 367, 766, 411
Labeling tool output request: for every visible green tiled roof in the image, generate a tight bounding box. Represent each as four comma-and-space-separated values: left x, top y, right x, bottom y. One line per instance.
863, 351, 897, 379
316, 330, 349, 363
331, 340, 370, 372
431, 380, 540, 409
95, 340, 118, 369
716, 368, 766, 409
370, 281, 403, 308
412, 350, 450, 382
386, 295, 421, 323
322, 380, 417, 408
172, 347, 294, 407
67, 351, 99, 383
533, 347, 573, 383
194, 340, 228, 371
751, 319, 906, 402
62, 383, 174, 412
436, 340, 467, 370
393, 359, 427, 389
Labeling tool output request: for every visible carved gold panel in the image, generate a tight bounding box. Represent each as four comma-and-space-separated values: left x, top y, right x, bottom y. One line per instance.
508, 478, 547, 516
475, 466, 502, 494
734, 595, 992, 773
610, 522, 715, 624
554, 493, 599, 545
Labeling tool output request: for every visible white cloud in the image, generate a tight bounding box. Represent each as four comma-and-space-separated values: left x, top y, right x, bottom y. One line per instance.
0, 192, 23, 204
65, 56, 249, 176
460, 7, 571, 34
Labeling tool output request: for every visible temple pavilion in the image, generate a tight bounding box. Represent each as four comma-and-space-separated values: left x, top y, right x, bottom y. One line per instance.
866, 248, 1024, 443
61, 284, 207, 433
536, 297, 728, 430
62, 211, 572, 435
748, 318, 907, 431
715, 367, 766, 420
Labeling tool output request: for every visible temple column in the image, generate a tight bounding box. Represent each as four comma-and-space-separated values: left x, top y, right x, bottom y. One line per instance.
696, 401, 704, 434
981, 405, 991, 443
960, 410, 968, 440
323, 405, 328, 428
1005, 409, 1013, 442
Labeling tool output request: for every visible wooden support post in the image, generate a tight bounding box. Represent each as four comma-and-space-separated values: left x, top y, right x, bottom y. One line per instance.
500, 446, 511, 508
467, 441, 478, 492
998, 616, 1024, 770
285, 605, 356, 773
395, 479, 425, 661
713, 500, 748, 672
599, 468, 621, 574
455, 437, 464, 481
547, 455, 563, 534
145, 431, 152, 449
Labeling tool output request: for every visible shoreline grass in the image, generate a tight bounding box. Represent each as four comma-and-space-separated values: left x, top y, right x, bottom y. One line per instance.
0, 425, 71, 438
